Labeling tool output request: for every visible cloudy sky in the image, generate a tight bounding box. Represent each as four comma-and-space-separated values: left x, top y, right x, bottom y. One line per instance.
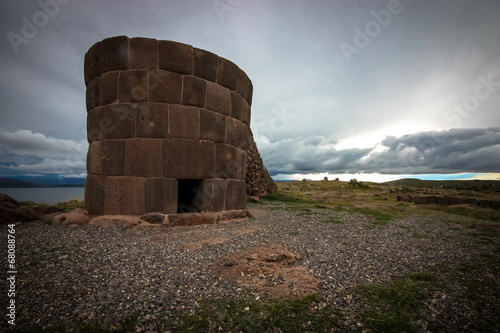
0, 0, 499, 182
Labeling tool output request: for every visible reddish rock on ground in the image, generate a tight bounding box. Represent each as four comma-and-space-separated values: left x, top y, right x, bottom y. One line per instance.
215, 244, 322, 299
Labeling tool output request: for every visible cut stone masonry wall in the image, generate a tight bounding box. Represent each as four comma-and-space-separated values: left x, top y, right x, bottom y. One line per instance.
84, 36, 252, 215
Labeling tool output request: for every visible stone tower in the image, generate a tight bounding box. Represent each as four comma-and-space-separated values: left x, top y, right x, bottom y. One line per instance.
84, 36, 252, 215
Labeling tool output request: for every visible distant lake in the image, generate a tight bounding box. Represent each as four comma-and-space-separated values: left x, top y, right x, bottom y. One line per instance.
0, 187, 85, 205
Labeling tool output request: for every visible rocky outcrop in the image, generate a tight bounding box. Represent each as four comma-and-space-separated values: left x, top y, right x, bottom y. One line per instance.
245, 129, 277, 198
0, 193, 63, 224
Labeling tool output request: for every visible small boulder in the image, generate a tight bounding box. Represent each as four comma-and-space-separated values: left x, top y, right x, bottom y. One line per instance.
71, 208, 88, 214
168, 213, 217, 227
88, 215, 151, 228
140, 213, 166, 224
51, 213, 89, 226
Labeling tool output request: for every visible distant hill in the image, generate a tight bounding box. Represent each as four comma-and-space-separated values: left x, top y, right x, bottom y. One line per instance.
0, 177, 41, 188
0, 177, 85, 188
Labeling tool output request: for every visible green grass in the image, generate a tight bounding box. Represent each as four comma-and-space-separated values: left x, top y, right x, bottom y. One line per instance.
160, 294, 340, 332
56, 198, 86, 212
426, 205, 500, 222
260, 191, 313, 204
358, 277, 431, 333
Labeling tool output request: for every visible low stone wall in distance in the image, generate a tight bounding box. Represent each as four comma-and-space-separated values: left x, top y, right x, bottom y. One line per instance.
398, 195, 500, 210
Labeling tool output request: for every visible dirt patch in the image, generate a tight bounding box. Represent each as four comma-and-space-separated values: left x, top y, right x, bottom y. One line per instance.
181, 238, 230, 251
233, 227, 262, 235
474, 224, 500, 232
215, 244, 322, 299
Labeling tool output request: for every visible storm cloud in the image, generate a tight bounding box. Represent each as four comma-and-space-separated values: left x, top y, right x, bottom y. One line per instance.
262, 128, 500, 176
0, 129, 87, 176
0, 1, 499, 180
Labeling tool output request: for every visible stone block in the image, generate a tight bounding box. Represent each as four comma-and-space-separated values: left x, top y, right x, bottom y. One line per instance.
136, 103, 169, 138
87, 106, 105, 143
169, 105, 199, 139
226, 117, 249, 149
84, 41, 101, 85
158, 40, 193, 75
144, 178, 178, 214
192, 179, 226, 212
235, 148, 247, 180
86, 77, 100, 111
162, 139, 215, 179
105, 104, 136, 139
246, 80, 253, 106
490, 200, 500, 210
126, 138, 162, 177
449, 197, 466, 206
129, 37, 158, 69
104, 176, 145, 215
148, 69, 182, 104
119, 69, 148, 103
216, 144, 236, 179
181, 75, 206, 107
230, 91, 243, 121
466, 198, 478, 207
100, 36, 130, 73
478, 200, 491, 209
206, 81, 230, 115
141, 212, 167, 224
101, 140, 126, 176
194, 48, 218, 82
236, 69, 252, 104
218, 210, 250, 222
241, 99, 251, 126
414, 196, 428, 205
427, 196, 438, 204
200, 109, 226, 142
225, 180, 247, 210
437, 197, 449, 206
100, 71, 119, 105
85, 175, 105, 215
168, 212, 217, 227
87, 141, 102, 175
216, 57, 239, 91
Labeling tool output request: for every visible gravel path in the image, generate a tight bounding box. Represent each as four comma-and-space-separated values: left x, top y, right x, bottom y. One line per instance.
1, 203, 499, 331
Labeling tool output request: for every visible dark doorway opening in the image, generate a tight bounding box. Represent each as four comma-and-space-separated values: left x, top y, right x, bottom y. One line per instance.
177, 179, 202, 213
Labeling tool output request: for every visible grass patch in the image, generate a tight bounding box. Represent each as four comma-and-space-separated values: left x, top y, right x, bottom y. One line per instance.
260, 191, 313, 205
56, 198, 86, 212
359, 278, 430, 333
160, 294, 340, 332
426, 205, 500, 222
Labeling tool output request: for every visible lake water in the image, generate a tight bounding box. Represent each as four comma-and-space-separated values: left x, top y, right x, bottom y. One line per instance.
0, 187, 85, 205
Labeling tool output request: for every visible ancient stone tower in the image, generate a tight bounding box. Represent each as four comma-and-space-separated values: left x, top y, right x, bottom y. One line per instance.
84, 36, 252, 215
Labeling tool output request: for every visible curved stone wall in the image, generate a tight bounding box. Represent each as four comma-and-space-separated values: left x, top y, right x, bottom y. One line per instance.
84, 36, 252, 215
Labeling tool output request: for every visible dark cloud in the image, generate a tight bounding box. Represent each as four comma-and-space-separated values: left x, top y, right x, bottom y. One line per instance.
0, 129, 87, 176
261, 128, 500, 176
0, 1, 499, 179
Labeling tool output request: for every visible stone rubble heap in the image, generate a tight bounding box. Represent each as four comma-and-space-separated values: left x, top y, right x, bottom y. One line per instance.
245, 129, 278, 198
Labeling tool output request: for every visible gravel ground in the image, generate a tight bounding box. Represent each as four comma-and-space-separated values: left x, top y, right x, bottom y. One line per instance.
1, 203, 499, 332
